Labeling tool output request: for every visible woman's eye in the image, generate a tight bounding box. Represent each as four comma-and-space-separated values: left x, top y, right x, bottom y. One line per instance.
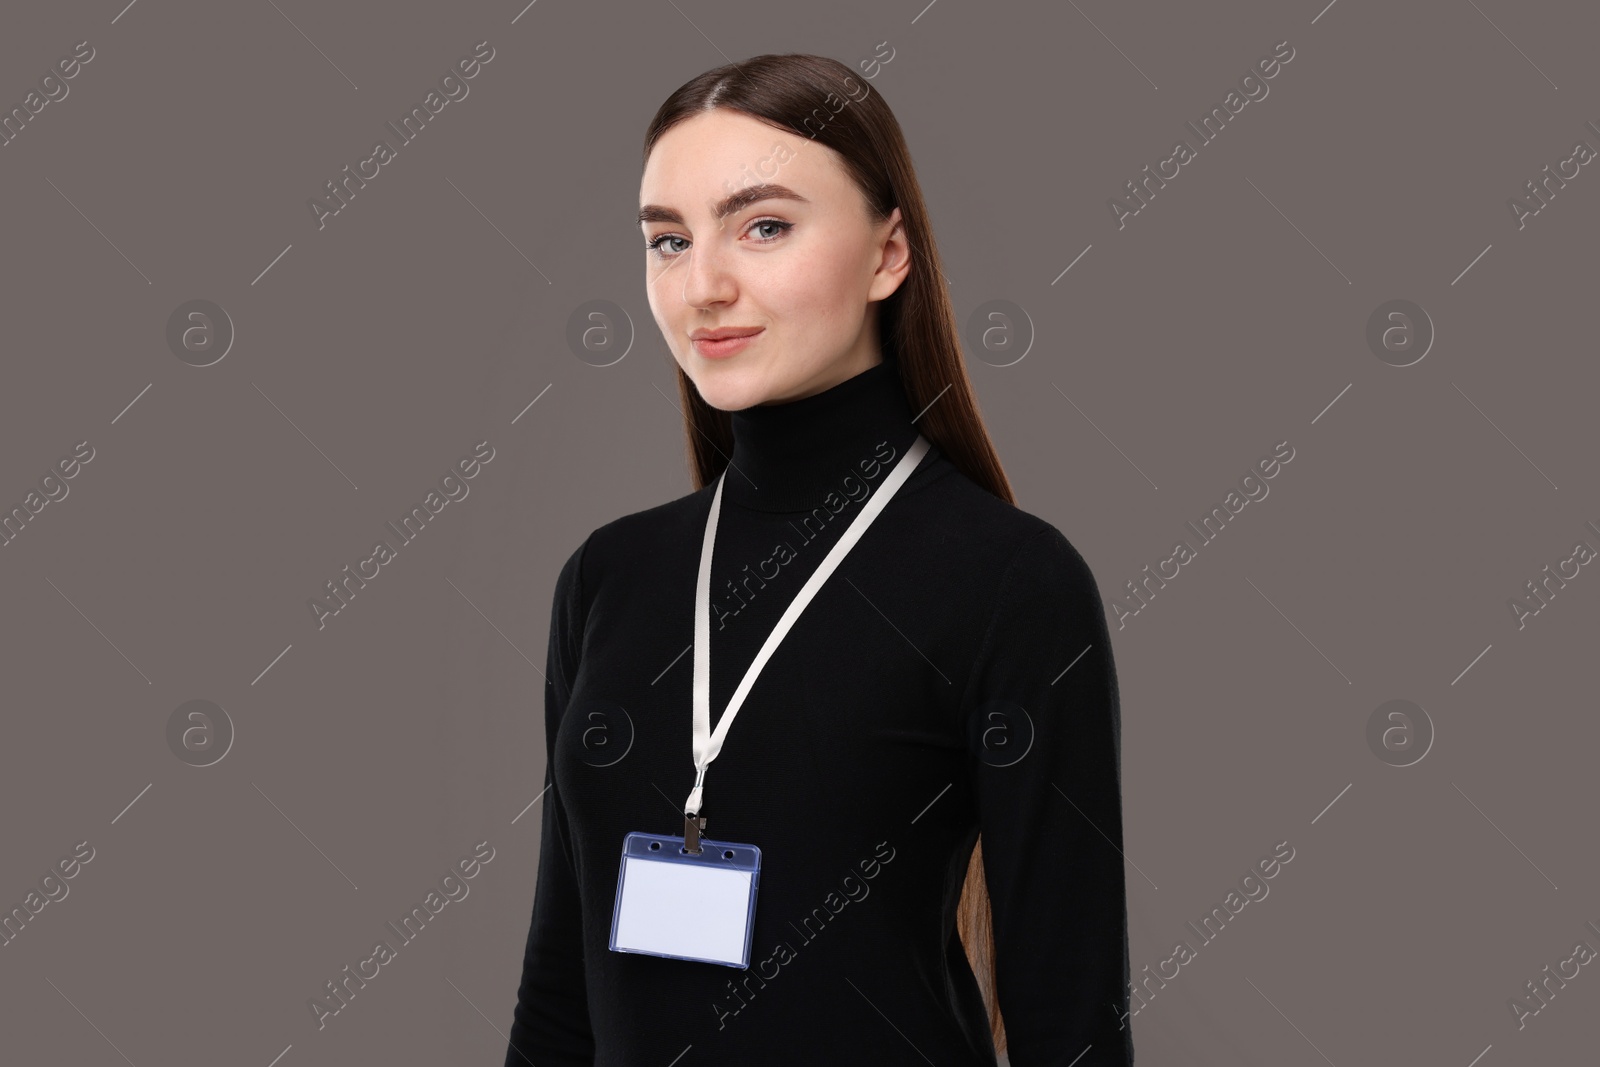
750, 219, 792, 242
646, 234, 689, 258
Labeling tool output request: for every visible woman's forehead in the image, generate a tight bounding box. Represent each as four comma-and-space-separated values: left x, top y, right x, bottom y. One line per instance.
640, 112, 842, 215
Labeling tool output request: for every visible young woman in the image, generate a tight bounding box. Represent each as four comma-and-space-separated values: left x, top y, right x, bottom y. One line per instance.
506, 53, 1132, 1066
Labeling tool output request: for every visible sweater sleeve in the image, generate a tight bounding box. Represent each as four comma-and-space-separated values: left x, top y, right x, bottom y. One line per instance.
962, 525, 1134, 1066
505, 536, 596, 1066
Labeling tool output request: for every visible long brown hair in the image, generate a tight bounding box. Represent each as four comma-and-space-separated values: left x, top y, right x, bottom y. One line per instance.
643, 53, 1018, 1053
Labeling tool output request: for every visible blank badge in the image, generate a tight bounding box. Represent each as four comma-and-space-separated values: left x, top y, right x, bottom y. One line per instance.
609, 831, 761, 968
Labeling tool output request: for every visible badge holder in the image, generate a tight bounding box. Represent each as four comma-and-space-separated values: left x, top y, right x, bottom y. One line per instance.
608, 820, 762, 969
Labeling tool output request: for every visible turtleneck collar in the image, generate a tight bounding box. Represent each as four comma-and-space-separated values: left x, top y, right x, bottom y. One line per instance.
720, 356, 921, 514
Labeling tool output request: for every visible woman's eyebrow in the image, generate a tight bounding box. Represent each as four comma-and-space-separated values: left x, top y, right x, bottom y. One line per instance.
638, 182, 810, 227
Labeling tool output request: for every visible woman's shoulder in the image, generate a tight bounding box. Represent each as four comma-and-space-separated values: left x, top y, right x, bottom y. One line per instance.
915, 453, 1106, 597
548, 484, 715, 600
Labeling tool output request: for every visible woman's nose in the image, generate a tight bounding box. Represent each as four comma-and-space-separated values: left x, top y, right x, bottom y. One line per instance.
678, 245, 736, 309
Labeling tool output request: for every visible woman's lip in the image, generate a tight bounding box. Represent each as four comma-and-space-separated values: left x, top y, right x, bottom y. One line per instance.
692, 329, 763, 359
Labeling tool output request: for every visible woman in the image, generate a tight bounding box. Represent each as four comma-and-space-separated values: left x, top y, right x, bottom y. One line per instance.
506, 53, 1132, 1066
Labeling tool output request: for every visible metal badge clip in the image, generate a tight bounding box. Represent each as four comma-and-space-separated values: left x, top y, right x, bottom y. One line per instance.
684, 811, 706, 854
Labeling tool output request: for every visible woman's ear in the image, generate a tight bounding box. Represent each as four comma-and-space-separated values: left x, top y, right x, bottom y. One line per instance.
869, 206, 911, 302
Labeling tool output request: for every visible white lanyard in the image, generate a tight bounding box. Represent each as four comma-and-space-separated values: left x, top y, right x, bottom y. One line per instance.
683, 433, 931, 821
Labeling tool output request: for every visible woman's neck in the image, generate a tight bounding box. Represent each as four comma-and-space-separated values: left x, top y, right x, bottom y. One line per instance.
721, 356, 920, 514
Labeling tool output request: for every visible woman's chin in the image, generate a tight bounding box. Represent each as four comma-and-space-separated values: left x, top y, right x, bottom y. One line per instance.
682, 362, 775, 413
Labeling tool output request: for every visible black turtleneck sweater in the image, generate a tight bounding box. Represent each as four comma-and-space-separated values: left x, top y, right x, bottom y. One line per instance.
505, 357, 1133, 1066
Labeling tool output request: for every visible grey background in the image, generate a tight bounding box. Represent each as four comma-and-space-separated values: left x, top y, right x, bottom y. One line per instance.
2, 0, 1596, 1064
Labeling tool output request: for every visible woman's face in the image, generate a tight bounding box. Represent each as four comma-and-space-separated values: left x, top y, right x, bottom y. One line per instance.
639, 108, 909, 411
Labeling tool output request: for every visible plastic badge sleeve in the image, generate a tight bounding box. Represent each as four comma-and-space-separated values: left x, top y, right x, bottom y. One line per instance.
609, 831, 762, 969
